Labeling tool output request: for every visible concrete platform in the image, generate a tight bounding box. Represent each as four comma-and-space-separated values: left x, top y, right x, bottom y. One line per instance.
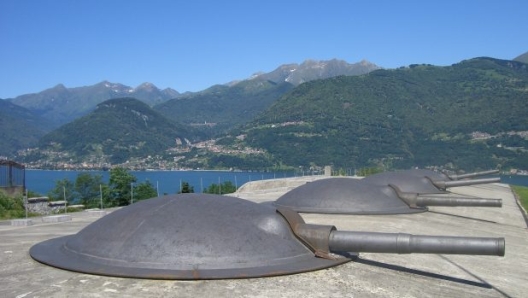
0, 176, 526, 297
42, 214, 72, 223
10, 219, 33, 226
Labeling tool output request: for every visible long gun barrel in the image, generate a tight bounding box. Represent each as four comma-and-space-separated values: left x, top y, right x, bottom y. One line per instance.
389, 184, 502, 208
277, 207, 506, 258
328, 231, 505, 256
430, 177, 501, 190
448, 169, 500, 180
414, 196, 502, 207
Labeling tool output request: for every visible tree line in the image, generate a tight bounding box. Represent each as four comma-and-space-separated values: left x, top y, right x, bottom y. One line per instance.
47, 167, 238, 209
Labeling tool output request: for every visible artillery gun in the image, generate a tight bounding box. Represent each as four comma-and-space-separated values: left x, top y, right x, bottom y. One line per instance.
361, 169, 500, 194
273, 178, 501, 214
30, 193, 505, 280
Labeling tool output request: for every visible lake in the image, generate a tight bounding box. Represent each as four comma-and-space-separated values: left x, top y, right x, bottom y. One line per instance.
25, 169, 297, 196
24, 169, 528, 196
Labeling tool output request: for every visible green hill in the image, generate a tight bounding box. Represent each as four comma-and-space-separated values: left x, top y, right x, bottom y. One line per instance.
222, 58, 528, 171
155, 79, 295, 135
35, 98, 197, 164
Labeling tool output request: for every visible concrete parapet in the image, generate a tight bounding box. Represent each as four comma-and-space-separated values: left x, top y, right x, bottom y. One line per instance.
236, 176, 332, 193
85, 210, 109, 217
42, 215, 72, 223
10, 219, 33, 226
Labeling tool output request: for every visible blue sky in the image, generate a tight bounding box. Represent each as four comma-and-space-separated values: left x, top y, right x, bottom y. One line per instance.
1, 0, 527, 98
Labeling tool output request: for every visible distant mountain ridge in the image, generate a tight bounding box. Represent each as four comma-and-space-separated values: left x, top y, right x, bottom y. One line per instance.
155, 59, 379, 134
249, 59, 380, 85
7, 59, 379, 131
228, 59, 379, 86
514, 51, 528, 64
8, 81, 180, 128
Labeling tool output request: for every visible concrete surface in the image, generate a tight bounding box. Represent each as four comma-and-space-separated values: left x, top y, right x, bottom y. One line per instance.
0, 176, 526, 298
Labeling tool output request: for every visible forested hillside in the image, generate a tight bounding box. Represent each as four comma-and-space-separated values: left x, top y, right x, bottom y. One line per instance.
155, 79, 295, 134
223, 58, 528, 171
0, 99, 51, 156
32, 98, 198, 165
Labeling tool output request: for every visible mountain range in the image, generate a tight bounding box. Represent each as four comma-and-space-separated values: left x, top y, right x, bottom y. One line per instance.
154, 59, 379, 134
229, 57, 528, 171
1, 59, 379, 155
3, 55, 528, 172
6, 81, 179, 128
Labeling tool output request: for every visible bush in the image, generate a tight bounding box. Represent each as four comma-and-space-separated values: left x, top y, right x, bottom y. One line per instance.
0, 191, 26, 220
512, 185, 528, 213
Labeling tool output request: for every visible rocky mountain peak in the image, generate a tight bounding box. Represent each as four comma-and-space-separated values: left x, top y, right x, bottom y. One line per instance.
249, 58, 380, 86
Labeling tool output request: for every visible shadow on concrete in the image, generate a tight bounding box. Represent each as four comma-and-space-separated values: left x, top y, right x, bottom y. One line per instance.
439, 255, 512, 298
355, 257, 492, 289
428, 210, 498, 224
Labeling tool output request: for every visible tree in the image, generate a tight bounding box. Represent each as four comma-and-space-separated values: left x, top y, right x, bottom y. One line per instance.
178, 181, 194, 193
48, 178, 77, 203
204, 181, 237, 194
134, 180, 158, 201
107, 167, 137, 206
75, 173, 104, 208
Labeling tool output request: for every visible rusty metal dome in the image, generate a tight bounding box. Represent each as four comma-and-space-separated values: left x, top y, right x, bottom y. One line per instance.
30, 193, 349, 280
273, 177, 501, 214
273, 178, 427, 214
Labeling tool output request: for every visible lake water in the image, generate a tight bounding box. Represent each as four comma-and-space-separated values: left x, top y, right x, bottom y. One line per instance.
24, 169, 528, 196
25, 169, 297, 196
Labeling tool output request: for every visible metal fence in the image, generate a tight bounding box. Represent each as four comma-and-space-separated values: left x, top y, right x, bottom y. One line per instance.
0, 160, 25, 195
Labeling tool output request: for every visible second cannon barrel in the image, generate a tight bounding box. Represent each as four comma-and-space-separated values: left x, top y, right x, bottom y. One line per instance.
328, 231, 505, 256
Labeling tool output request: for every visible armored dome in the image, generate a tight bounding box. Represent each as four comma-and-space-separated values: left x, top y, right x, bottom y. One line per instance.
361, 170, 449, 194
361, 169, 500, 194
30, 193, 349, 280
273, 178, 426, 214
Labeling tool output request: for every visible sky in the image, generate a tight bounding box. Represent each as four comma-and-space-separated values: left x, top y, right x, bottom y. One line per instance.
1, 0, 527, 99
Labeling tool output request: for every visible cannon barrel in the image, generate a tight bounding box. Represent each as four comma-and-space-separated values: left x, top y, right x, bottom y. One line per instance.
278, 207, 506, 258
431, 177, 501, 190
389, 184, 502, 208
415, 196, 502, 207
328, 231, 505, 256
448, 169, 500, 180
